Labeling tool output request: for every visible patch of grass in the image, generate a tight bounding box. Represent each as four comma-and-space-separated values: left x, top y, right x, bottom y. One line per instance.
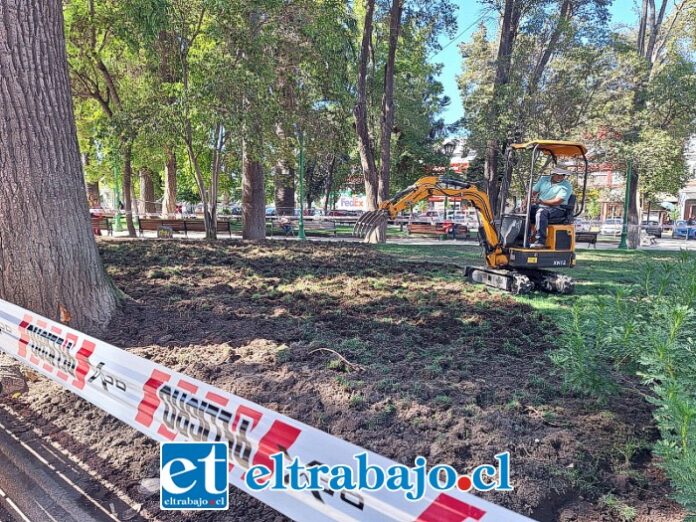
613, 438, 650, 468
327, 358, 346, 371
434, 394, 453, 408
600, 494, 637, 521
349, 394, 366, 409
147, 268, 167, 279
276, 347, 291, 363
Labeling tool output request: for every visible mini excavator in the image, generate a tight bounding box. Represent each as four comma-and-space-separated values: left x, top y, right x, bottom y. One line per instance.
353, 140, 589, 294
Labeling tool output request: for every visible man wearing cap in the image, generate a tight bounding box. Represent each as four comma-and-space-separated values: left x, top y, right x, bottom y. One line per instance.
529, 167, 573, 249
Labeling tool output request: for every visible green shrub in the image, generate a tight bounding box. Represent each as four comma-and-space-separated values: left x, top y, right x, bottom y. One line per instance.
552, 252, 696, 517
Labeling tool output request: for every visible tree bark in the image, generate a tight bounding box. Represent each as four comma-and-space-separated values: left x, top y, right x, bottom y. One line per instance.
184, 137, 217, 241
627, 169, 641, 247
323, 155, 336, 214
485, 0, 522, 213
354, 0, 379, 210
378, 0, 404, 203
274, 161, 295, 216
485, 140, 500, 213
121, 141, 136, 237
131, 169, 139, 215
140, 168, 157, 214
0, 0, 117, 333
162, 145, 177, 217
528, 0, 572, 96
242, 139, 266, 240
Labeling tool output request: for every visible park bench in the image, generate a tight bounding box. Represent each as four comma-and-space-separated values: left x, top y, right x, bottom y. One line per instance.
575, 231, 598, 248
407, 223, 469, 240
302, 220, 337, 235
182, 219, 233, 236
138, 218, 232, 237
91, 216, 112, 236
268, 219, 337, 236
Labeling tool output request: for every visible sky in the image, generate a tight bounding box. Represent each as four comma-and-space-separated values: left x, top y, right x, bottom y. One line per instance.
434, 1, 645, 126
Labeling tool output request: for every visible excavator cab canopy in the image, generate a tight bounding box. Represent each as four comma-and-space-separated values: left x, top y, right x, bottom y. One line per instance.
502, 139, 589, 249
510, 140, 587, 158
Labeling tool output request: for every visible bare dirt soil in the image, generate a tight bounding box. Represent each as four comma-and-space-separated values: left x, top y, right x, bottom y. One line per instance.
4, 240, 684, 521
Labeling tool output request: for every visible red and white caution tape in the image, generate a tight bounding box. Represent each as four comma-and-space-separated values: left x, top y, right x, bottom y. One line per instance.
0, 298, 532, 521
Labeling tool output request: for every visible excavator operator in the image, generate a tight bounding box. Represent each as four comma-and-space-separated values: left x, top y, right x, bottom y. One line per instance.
529, 166, 574, 248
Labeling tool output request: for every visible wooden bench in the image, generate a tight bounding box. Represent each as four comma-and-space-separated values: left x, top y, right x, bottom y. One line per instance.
302, 220, 337, 235
407, 223, 468, 240
268, 219, 337, 236
575, 231, 598, 248
182, 219, 233, 236
138, 218, 232, 237
91, 216, 112, 236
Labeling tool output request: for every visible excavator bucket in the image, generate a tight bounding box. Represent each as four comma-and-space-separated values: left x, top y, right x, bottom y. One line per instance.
353, 210, 389, 243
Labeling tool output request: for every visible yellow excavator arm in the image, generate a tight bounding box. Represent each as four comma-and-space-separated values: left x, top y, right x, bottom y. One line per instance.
374, 176, 502, 254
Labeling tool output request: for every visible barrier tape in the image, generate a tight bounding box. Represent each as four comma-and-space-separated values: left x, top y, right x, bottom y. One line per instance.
0, 298, 532, 521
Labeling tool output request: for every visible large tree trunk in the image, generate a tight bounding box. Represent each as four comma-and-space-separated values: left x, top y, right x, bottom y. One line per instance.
324, 155, 336, 214
485, 140, 500, 213
486, 0, 522, 212
162, 145, 177, 217
121, 141, 136, 237
354, 0, 379, 211
0, 0, 117, 333
274, 161, 295, 216
140, 167, 157, 214
627, 169, 641, 247
378, 0, 404, 204
242, 140, 266, 240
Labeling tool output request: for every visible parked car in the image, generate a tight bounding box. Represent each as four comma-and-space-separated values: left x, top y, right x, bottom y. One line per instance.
600, 218, 623, 236
574, 218, 590, 232
673, 220, 696, 239
265, 207, 276, 216
450, 211, 478, 228
292, 208, 324, 217
640, 220, 662, 238
421, 210, 443, 220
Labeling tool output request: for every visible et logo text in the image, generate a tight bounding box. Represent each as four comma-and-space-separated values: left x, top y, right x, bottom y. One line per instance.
160, 442, 229, 510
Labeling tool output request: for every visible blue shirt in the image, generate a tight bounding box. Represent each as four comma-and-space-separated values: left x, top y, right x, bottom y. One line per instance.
533, 176, 572, 205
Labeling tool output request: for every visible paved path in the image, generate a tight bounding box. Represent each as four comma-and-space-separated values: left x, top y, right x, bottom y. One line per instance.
0, 408, 141, 522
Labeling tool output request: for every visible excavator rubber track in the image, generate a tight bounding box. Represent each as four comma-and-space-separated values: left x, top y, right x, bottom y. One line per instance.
464, 266, 574, 295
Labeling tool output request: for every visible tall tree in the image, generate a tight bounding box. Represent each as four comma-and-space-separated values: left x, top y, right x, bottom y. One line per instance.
624, 0, 690, 248
0, 0, 118, 332
460, 0, 610, 209
484, 0, 523, 212
378, 0, 405, 202
354, 0, 380, 210
155, 30, 180, 218
66, 0, 141, 236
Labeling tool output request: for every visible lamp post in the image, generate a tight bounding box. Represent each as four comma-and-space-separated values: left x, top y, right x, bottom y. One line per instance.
618, 159, 632, 249
297, 129, 306, 240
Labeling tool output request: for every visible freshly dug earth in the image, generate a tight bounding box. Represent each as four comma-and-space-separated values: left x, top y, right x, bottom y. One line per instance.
4, 240, 683, 521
